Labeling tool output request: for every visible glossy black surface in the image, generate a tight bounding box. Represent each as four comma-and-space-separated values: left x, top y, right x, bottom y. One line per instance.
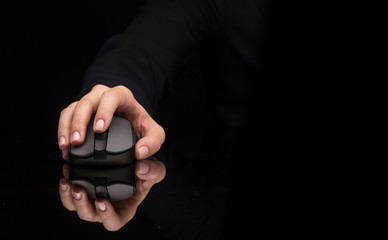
0, 1, 165, 239
0, 1, 333, 239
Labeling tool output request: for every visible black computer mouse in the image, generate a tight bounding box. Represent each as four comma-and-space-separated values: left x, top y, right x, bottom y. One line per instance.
70, 165, 136, 202
69, 116, 136, 166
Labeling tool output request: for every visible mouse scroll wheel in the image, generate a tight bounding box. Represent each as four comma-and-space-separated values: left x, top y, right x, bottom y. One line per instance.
94, 177, 110, 200
94, 130, 108, 160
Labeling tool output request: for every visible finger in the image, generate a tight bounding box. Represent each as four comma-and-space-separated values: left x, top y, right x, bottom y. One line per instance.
100, 85, 165, 159
114, 85, 144, 120
135, 158, 166, 185
70, 94, 100, 146
108, 180, 150, 225
62, 149, 69, 161
59, 178, 75, 211
62, 163, 70, 179
69, 85, 109, 146
95, 199, 128, 231
93, 88, 123, 133
95, 159, 166, 230
58, 101, 77, 151
72, 186, 100, 222
135, 118, 165, 159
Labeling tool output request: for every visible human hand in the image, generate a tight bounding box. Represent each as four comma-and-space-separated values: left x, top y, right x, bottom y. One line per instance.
59, 157, 165, 231
57, 84, 165, 161
57, 84, 166, 230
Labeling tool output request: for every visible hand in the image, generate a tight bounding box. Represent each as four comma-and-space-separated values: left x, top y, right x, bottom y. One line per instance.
57, 84, 165, 161
59, 157, 165, 231
57, 84, 166, 230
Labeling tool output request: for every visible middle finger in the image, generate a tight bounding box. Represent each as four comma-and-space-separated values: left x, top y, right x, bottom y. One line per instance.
72, 186, 101, 222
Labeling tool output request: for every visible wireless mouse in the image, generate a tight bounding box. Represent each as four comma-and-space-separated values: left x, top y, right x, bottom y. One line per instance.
70, 165, 136, 202
69, 116, 136, 166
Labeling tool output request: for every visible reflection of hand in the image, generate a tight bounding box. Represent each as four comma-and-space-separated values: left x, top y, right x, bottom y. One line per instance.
57, 84, 165, 161
57, 84, 166, 230
59, 157, 165, 231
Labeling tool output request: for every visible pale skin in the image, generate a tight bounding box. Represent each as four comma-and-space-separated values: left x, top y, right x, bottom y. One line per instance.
57, 84, 166, 231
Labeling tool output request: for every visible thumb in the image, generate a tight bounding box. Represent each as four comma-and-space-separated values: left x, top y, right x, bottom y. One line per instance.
135, 118, 165, 159
135, 158, 166, 185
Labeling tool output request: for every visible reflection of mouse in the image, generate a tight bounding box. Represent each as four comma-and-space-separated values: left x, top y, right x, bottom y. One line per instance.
69, 116, 136, 166
70, 165, 136, 202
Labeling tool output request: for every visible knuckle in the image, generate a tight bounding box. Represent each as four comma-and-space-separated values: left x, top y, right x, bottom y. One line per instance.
64, 205, 76, 211
71, 118, 86, 128
60, 108, 67, 117
105, 224, 122, 232
77, 97, 92, 109
115, 85, 131, 94
115, 85, 134, 100
102, 88, 120, 100
96, 107, 109, 117
150, 162, 166, 183
76, 209, 96, 222
151, 139, 162, 152
60, 101, 77, 117
78, 213, 91, 221
92, 84, 107, 92
158, 163, 166, 179
158, 125, 166, 140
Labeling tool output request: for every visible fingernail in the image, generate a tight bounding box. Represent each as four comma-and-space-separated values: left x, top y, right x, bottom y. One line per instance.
59, 136, 66, 147
60, 183, 68, 191
71, 131, 80, 142
72, 191, 82, 200
97, 201, 107, 212
95, 119, 105, 131
138, 146, 149, 159
138, 161, 149, 175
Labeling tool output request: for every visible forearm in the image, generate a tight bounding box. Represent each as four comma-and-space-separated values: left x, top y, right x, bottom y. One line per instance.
80, 0, 218, 115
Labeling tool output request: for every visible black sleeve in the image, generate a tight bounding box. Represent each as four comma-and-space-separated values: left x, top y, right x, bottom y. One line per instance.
79, 0, 219, 115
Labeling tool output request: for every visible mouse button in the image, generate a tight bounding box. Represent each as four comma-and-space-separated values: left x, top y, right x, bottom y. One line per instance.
69, 121, 95, 157
107, 184, 135, 202
106, 116, 134, 153
71, 179, 96, 200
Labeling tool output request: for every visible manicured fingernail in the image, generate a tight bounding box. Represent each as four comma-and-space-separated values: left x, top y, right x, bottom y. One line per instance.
138, 161, 149, 174
138, 146, 149, 159
72, 191, 82, 200
59, 136, 66, 147
71, 131, 80, 142
60, 183, 68, 191
97, 201, 107, 212
95, 119, 105, 131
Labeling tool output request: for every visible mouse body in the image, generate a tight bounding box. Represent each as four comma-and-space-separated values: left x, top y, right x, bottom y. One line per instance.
70, 165, 136, 202
68, 116, 137, 201
69, 116, 136, 166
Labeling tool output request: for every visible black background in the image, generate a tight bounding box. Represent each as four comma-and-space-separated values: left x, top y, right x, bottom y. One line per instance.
0, 1, 167, 239
0, 0, 330, 239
